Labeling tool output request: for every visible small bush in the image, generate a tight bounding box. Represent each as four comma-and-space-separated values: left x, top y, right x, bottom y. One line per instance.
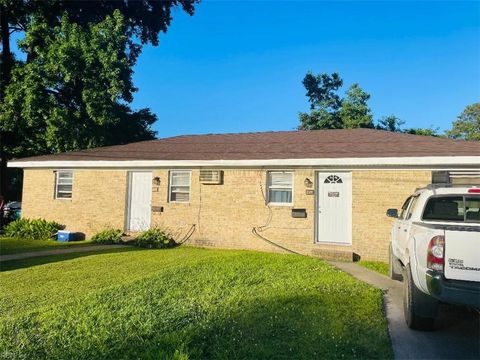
91, 228, 123, 244
135, 228, 176, 249
4, 218, 63, 240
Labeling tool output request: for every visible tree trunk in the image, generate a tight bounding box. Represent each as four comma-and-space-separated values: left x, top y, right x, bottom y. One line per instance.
0, 3, 12, 199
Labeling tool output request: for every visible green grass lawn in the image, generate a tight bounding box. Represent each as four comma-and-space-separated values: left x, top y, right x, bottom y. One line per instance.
0, 247, 392, 359
358, 260, 389, 276
0, 236, 93, 255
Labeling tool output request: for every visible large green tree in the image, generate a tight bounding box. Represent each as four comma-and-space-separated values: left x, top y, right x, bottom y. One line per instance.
298, 72, 343, 129
2, 12, 157, 155
0, 0, 198, 199
446, 103, 480, 141
339, 83, 374, 128
299, 71, 440, 137
298, 72, 374, 130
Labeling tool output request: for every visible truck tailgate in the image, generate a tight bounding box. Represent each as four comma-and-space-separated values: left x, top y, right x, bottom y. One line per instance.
444, 226, 480, 282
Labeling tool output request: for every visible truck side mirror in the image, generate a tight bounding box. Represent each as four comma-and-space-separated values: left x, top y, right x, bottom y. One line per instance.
386, 208, 398, 218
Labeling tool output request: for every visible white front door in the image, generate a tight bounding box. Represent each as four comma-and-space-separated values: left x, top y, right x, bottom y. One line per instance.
127, 172, 152, 231
316, 172, 352, 244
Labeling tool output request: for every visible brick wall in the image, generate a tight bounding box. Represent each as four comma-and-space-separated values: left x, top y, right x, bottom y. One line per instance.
21, 169, 128, 236
21, 168, 430, 261
352, 170, 431, 261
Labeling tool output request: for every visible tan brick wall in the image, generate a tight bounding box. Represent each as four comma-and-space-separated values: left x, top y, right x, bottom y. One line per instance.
351, 170, 431, 261
22, 169, 128, 236
151, 169, 318, 256
151, 169, 430, 261
21, 168, 431, 261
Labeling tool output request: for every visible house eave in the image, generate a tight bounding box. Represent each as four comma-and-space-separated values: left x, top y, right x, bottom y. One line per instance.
7, 156, 480, 170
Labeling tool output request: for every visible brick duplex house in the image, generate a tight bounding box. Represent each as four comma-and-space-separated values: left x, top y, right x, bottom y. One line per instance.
8, 129, 480, 261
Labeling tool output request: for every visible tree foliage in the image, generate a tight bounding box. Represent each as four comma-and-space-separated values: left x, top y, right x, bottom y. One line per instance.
446, 103, 480, 141
339, 84, 374, 129
299, 72, 374, 130
1, 11, 156, 155
403, 127, 439, 137
298, 72, 343, 130
0, 0, 199, 199
376, 115, 439, 136
376, 115, 404, 132
299, 71, 439, 137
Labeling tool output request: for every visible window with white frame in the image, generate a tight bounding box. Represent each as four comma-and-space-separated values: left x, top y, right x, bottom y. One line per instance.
55, 170, 73, 199
267, 171, 293, 205
169, 170, 191, 203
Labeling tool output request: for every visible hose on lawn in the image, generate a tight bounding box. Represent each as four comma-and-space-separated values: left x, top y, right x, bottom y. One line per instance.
251, 227, 300, 255
177, 224, 196, 245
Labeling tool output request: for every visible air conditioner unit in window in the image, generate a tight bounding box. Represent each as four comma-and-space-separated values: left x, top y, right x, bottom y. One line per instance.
199, 170, 223, 184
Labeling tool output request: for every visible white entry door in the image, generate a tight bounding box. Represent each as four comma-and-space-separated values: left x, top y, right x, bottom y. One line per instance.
316, 172, 352, 244
127, 172, 152, 231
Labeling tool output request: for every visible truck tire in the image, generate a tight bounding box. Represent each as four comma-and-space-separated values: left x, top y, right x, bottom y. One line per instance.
403, 265, 437, 331
389, 244, 403, 281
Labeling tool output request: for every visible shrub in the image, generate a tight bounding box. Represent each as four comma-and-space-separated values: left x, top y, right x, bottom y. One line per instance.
4, 218, 63, 240
90, 228, 123, 244
135, 228, 176, 249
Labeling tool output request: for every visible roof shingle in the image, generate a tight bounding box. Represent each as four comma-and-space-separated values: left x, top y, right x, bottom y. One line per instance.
11, 129, 480, 162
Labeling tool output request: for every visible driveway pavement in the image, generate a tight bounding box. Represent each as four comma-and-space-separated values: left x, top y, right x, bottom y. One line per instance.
330, 261, 480, 360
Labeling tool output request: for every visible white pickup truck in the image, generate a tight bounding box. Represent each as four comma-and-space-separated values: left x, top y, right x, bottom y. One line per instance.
387, 184, 480, 330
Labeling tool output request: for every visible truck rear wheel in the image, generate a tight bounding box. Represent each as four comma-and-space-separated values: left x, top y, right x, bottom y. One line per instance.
403, 265, 437, 331
389, 244, 403, 281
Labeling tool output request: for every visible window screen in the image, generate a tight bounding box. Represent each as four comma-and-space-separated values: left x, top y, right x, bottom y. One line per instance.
169, 171, 191, 202
55, 170, 73, 199
267, 172, 293, 204
422, 196, 480, 223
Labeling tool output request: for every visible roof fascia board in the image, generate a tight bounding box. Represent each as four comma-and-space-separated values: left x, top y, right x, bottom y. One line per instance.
8, 156, 480, 169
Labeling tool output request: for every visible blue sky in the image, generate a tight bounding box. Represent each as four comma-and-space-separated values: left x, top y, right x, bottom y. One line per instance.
132, 0, 480, 138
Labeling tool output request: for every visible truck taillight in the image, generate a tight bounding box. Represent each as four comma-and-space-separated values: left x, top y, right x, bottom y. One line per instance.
468, 187, 480, 193
427, 235, 445, 272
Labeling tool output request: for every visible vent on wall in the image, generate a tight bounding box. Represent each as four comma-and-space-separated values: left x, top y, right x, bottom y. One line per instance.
431, 171, 450, 184
199, 170, 223, 184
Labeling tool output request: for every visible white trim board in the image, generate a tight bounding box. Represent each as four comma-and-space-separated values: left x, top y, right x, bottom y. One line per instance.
7, 156, 480, 169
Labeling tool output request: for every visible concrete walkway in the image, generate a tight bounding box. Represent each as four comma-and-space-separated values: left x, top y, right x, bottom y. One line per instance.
330, 261, 480, 360
0, 245, 126, 262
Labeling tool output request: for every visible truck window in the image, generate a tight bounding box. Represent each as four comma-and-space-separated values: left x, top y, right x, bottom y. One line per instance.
423, 196, 480, 223
399, 196, 412, 220
465, 197, 480, 222
406, 196, 419, 220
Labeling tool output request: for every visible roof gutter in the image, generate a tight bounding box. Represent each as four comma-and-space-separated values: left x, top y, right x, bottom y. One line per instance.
7, 156, 480, 169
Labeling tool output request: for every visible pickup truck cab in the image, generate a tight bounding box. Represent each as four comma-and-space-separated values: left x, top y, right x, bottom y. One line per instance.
387, 184, 480, 330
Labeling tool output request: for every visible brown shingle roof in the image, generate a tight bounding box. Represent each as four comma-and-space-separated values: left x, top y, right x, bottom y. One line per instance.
11, 129, 480, 162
